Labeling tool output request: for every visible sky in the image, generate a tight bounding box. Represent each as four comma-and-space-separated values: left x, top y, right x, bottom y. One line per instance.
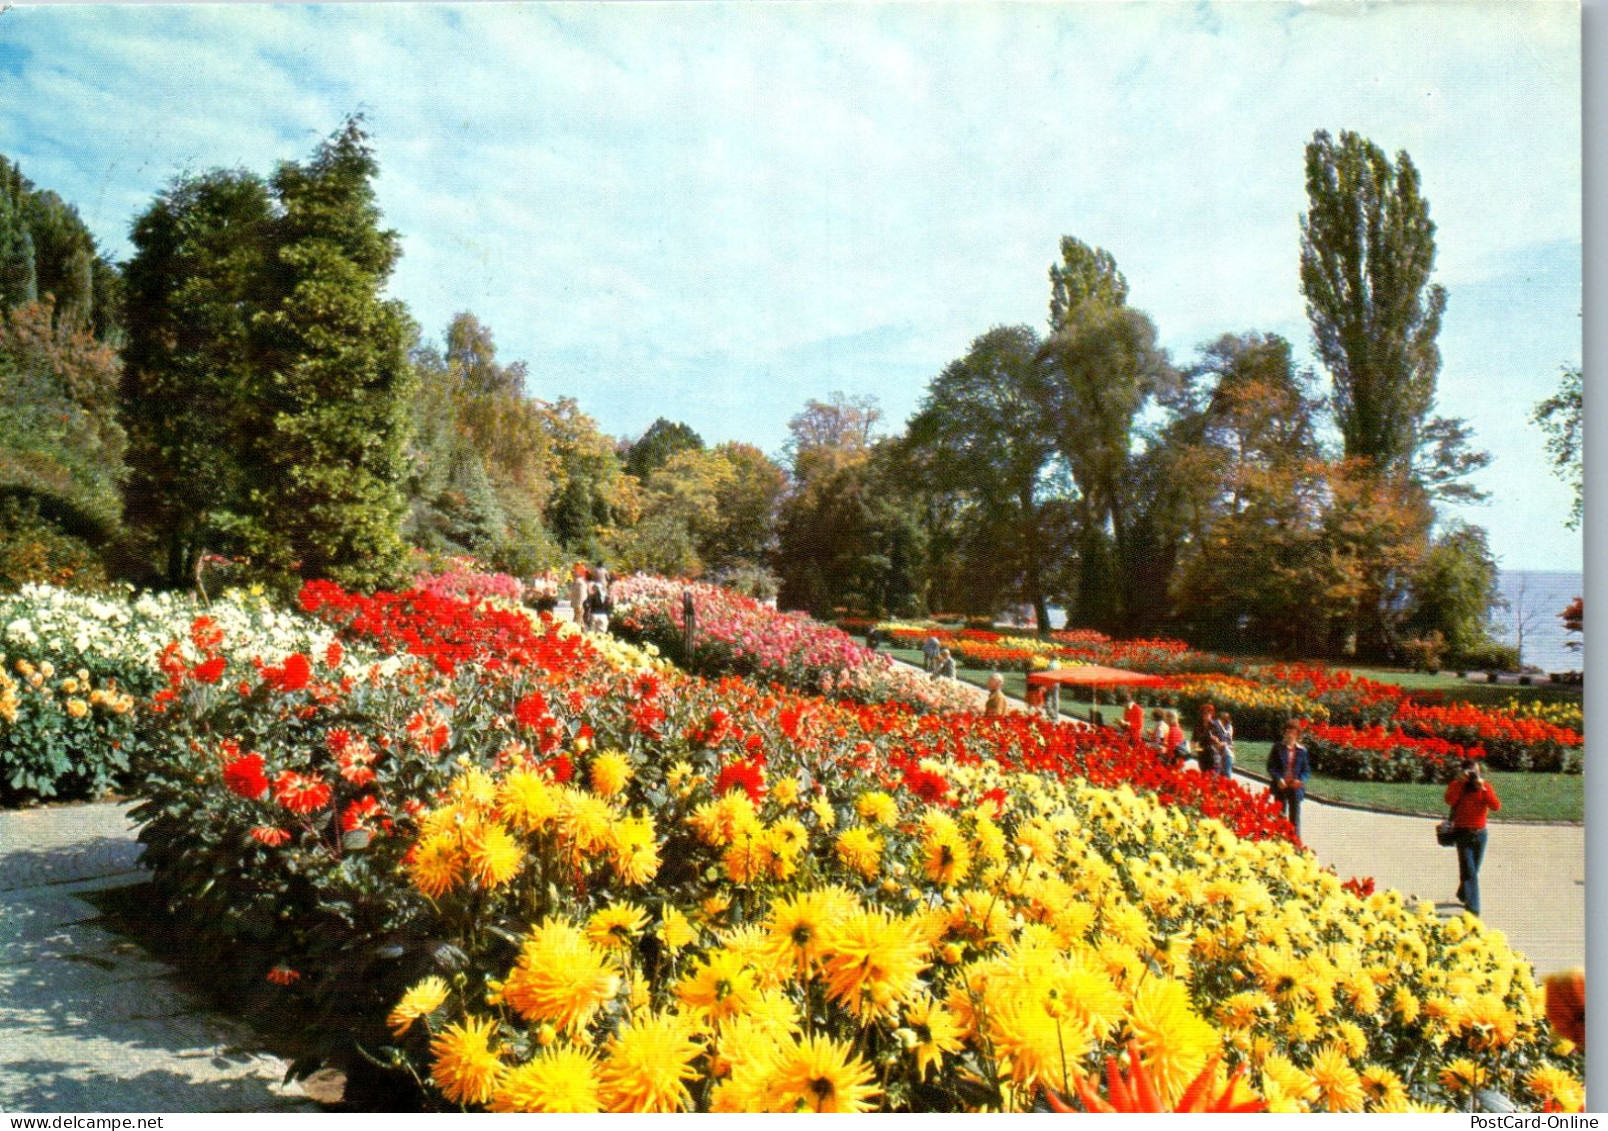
0, 1, 1583, 570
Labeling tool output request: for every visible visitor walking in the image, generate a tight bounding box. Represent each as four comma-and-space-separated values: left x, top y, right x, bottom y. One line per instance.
983, 673, 1008, 717
569, 566, 589, 626
1123, 695, 1145, 743
1267, 723, 1311, 837
1445, 758, 1501, 915
1148, 708, 1168, 754
584, 582, 611, 633
1217, 711, 1236, 778
1193, 704, 1223, 775
922, 635, 942, 674
1165, 710, 1188, 765
933, 648, 956, 681
593, 560, 612, 603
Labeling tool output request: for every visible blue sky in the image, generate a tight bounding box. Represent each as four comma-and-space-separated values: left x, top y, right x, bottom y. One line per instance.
0, 1, 1582, 570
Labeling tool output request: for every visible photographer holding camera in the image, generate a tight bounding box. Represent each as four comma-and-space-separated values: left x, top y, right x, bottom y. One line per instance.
1444, 758, 1501, 916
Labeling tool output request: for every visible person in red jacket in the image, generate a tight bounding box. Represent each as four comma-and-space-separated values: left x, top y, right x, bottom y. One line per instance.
1445, 758, 1501, 915
1123, 695, 1145, 743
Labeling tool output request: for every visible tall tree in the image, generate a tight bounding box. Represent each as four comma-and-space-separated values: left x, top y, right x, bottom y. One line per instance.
786, 392, 883, 464
121, 168, 276, 585
1047, 235, 1129, 329
248, 117, 415, 589
704, 441, 785, 570
1533, 363, 1583, 529
1041, 299, 1171, 629
1299, 129, 1485, 492
1165, 333, 1331, 651
906, 326, 1070, 631
1407, 521, 1503, 663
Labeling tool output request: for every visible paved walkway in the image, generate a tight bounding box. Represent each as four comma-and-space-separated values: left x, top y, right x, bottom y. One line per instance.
911, 661, 1584, 977
0, 803, 318, 1113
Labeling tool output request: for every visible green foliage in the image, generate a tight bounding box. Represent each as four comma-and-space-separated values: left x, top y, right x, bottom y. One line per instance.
702, 441, 785, 571
1533, 364, 1583, 529
625, 417, 704, 481
1407, 521, 1502, 660
403, 317, 562, 574
1047, 234, 1129, 328
0, 658, 141, 803
0, 498, 108, 593
545, 397, 633, 555
122, 120, 415, 593
0, 299, 126, 581
0, 154, 119, 335
122, 168, 276, 585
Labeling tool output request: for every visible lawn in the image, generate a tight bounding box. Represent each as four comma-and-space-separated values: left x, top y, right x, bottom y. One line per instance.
1303, 770, 1583, 824
886, 647, 1583, 823
1340, 665, 1583, 707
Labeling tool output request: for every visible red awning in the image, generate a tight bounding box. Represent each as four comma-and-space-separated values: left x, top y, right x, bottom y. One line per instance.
1025, 665, 1163, 688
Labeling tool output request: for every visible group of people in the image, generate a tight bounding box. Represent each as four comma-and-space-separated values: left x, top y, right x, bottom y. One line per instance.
1128, 701, 1240, 781
567, 561, 613, 632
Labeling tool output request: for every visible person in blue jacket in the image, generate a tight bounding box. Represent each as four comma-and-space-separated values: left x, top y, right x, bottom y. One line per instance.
1266, 722, 1311, 837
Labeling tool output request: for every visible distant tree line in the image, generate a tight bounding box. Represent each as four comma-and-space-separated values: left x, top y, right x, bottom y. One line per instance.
0, 123, 1576, 664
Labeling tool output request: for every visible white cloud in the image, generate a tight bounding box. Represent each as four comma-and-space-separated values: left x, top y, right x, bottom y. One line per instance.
0, 0, 1581, 568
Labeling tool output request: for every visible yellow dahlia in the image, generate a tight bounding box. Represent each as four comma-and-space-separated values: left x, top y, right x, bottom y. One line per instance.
766, 1034, 881, 1113
675, 947, 762, 1025
489, 1046, 602, 1113
818, 907, 929, 1022
855, 791, 899, 826
586, 901, 649, 950
387, 974, 450, 1036
598, 1010, 704, 1112
833, 826, 882, 880
607, 814, 659, 886
1308, 1043, 1365, 1113
588, 750, 633, 797
429, 1014, 504, 1107
502, 917, 620, 1034
464, 820, 523, 889
1126, 977, 1218, 1108
408, 831, 463, 899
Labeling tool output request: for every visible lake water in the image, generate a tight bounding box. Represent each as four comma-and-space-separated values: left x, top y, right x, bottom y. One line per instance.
1493, 570, 1583, 674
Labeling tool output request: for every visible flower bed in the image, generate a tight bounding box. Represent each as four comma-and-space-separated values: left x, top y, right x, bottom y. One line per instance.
867, 617, 1582, 779
1143, 675, 1329, 741
610, 578, 974, 713
115, 580, 1580, 1112
1304, 723, 1485, 783
0, 584, 351, 802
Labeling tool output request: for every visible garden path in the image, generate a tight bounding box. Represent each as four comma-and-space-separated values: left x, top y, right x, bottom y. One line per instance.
0, 802, 320, 1113
901, 659, 1586, 978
